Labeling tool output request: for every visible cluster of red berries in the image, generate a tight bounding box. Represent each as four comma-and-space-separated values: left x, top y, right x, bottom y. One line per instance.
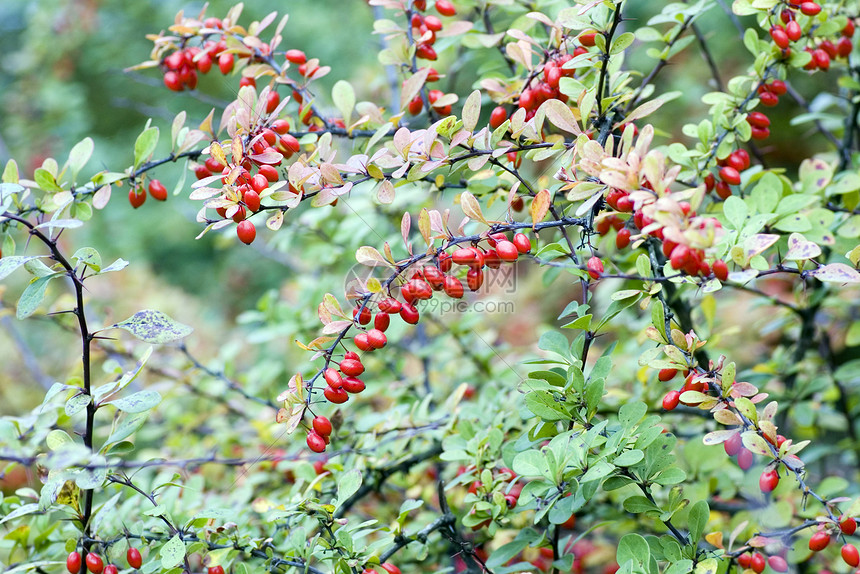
128, 179, 168, 209
305, 231, 532, 453
807, 525, 860, 567
196, 119, 302, 245
659, 370, 716, 411
67, 548, 142, 574
736, 552, 788, 573
159, 19, 233, 92
509, 45, 590, 122
411, 0, 457, 62
598, 185, 728, 280
305, 414, 334, 453
746, 111, 772, 141
704, 148, 751, 200
721, 429, 786, 471
766, 3, 854, 70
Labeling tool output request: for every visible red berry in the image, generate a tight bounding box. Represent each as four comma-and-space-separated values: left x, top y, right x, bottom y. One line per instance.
737, 448, 754, 470
767, 556, 788, 573
279, 134, 301, 154
266, 91, 281, 114
285, 49, 307, 65
759, 469, 779, 493
378, 298, 402, 314
208, 566, 225, 574
424, 15, 443, 31
713, 259, 729, 281
218, 52, 234, 75
323, 386, 349, 404
312, 416, 332, 436
615, 228, 631, 249
747, 111, 770, 128
759, 91, 779, 107
738, 554, 752, 569
837, 36, 853, 58
416, 43, 437, 60
490, 106, 507, 129
237, 220, 256, 244
353, 305, 371, 325
724, 432, 742, 456
443, 275, 464, 298
194, 165, 212, 180
768, 80, 788, 96
366, 329, 387, 349
719, 166, 741, 185
435, 0, 456, 16
770, 26, 790, 49
400, 302, 420, 324
408, 96, 423, 116
307, 431, 326, 452
86, 554, 104, 574
342, 376, 366, 393
354, 332, 372, 352
662, 390, 680, 410
452, 247, 476, 265
239, 76, 256, 88
844, 19, 856, 37
380, 564, 402, 574
324, 367, 344, 388
68, 552, 82, 573
579, 31, 597, 47
750, 126, 770, 140
658, 369, 677, 382
243, 189, 261, 212
800, 2, 821, 16
750, 553, 765, 574
842, 544, 860, 567
374, 312, 390, 332
466, 268, 484, 291
340, 358, 365, 377
495, 240, 519, 261
841, 516, 857, 535
809, 532, 830, 552
512, 233, 531, 253
103, 566, 118, 574
127, 548, 142, 569
129, 189, 146, 209
586, 256, 604, 279
812, 48, 830, 70
786, 20, 803, 41
163, 71, 183, 91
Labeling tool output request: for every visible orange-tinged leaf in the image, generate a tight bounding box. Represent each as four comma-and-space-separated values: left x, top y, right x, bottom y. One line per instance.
460, 191, 487, 224
531, 188, 551, 225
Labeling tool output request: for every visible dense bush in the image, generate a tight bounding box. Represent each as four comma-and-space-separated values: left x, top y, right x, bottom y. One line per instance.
1, 1, 859, 574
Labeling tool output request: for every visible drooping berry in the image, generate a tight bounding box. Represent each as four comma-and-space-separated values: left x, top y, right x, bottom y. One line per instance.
68, 552, 82, 574
586, 256, 604, 279
842, 544, 860, 567
340, 358, 365, 377
662, 390, 680, 410
759, 469, 779, 493
512, 233, 531, 253
809, 531, 830, 552
840, 516, 857, 535
237, 220, 256, 244
86, 553, 104, 574
129, 189, 146, 209
767, 556, 788, 573
148, 179, 168, 201
126, 548, 142, 569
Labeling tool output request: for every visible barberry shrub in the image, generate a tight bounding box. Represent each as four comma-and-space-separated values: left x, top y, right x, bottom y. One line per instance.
1, 1, 859, 574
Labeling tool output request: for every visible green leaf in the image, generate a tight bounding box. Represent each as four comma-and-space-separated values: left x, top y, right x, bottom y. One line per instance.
160, 534, 186, 569
610, 32, 635, 55
688, 500, 709, 542
614, 449, 644, 467
0, 256, 46, 281
133, 126, 159, 169
105, 411, 150, 445
34, 168, 63, 192
17, 275, 58, 319
107, 390, 162, 413
72, 247, 102, 272
512, 450, 549, 478
68, 137, 94, 180
332, 81, 356, 125
525, 390, 568, 421
109, 309, 193, 344
538, 331, 570, 359
617, 533, 650, 569
336, 469, 362, 508
622, 495, 661, 514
